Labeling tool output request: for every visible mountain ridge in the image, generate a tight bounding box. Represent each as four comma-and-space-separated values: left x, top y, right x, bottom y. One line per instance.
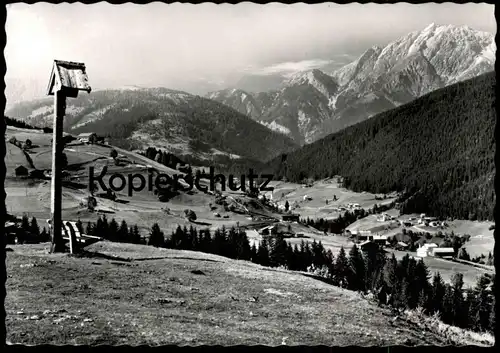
5, 87, 299, 164
207, 24, 496, 145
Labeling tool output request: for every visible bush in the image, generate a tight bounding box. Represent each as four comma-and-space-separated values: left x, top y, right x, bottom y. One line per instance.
184, 209, 197, 222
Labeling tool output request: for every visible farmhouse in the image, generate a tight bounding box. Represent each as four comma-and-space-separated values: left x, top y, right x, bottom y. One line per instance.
395, 241, 409, 250
430, 247, 455, 258
357, 230, 373, 242
15, 165, 28, 176
78, 132, 98, 143
372, 235, 388, 245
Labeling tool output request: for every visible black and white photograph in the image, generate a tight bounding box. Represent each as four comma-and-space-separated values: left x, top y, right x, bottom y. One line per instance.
3, 2, 496, 346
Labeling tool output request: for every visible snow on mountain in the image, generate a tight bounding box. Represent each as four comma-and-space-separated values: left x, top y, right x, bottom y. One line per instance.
208, 24, 495, 145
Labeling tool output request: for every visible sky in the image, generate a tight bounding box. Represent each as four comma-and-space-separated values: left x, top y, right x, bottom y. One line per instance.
4, 2, 496, 104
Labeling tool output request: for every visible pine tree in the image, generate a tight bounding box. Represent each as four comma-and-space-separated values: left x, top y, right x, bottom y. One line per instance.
348, 244, 366, 292
334, 247, 350, 288
118, 220, 129, 243
212, 228, 225, 256
40, 227, 49, 242
442, 284, 456, 324
285, 200, 290, 212
474, 274, 493, 331
269, 234, 288, 267
250, 243, 258, 263
284, 243, 295, 270
237, 229, 251, 260
398, 278, 410, 310
30, 217, 40, 238
257, 237, 270, 266
108, 218, 119, 242
148, 223, 164, 247
384, 254, 399, 303
488, 295, 495, 333
101, 214, 109, 238
133, 225, 142, 244
430, 272, 446, 315
21, 214, 30, 232
451, 273, 465, 326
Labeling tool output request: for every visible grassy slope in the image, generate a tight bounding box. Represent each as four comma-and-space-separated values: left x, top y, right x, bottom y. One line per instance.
5, 242, 492, 346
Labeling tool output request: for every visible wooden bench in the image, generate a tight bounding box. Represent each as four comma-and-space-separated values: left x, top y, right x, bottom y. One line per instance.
46, 219, 103, 253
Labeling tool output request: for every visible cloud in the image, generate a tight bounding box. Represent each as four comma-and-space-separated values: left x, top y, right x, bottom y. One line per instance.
245, 59, 336, 76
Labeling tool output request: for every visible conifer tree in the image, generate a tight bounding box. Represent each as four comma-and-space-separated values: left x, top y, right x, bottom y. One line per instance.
451, 273, 465, 326
40, 227, 49, 242
430, 272, 446, 315
489, 295, 495, 333
212, 228, 225, 256
250, 243, 258, 263
269, 234, 288, 267
132, 225, 142, 244
21, 215, 30, 232
398, 278, 410, 310
474, 274, 493, 331
202, 229, 212, 252
30, 217, 40, 238
334, 247, 350, 288
148, 223, 164, 247
348, 244, 366, 292
257, 238, 270, 266
118, 220, 129, 243
108, 218, 119, 242
441, 284, 455, 324
101, 214, 109, 238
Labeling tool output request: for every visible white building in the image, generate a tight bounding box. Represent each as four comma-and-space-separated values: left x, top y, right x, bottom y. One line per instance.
416, 243, 438, 258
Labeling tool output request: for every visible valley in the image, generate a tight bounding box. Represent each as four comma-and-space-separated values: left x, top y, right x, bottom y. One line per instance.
5, 125, 494, 291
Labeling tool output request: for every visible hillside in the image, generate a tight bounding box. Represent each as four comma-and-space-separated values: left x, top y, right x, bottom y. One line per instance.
264, 72, 495, 221
5, 242, 493, 346
207, 24, 495, 144
5, 88, 298, 163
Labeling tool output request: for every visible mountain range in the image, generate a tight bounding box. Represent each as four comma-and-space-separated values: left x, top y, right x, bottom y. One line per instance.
4, 88, 298, 164
206, 24, 496, 145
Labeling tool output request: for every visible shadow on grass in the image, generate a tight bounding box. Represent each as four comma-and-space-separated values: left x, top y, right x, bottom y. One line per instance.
73, 250, 132, 263
114, 199, 130, 204
190, 221, 212, 226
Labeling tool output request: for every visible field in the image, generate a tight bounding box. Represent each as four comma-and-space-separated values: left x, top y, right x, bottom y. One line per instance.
5, 242, 493, 346
4, 127, 266, 236
265, 179, 397, 220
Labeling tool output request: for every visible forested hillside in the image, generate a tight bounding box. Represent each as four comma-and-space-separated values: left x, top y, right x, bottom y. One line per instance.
266, 72, 495, 221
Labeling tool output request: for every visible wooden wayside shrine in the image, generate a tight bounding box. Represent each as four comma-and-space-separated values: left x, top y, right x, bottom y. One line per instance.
46, 60, 91, 253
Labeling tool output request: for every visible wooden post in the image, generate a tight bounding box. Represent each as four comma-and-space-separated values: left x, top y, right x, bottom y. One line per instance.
50, 89, 66, 253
